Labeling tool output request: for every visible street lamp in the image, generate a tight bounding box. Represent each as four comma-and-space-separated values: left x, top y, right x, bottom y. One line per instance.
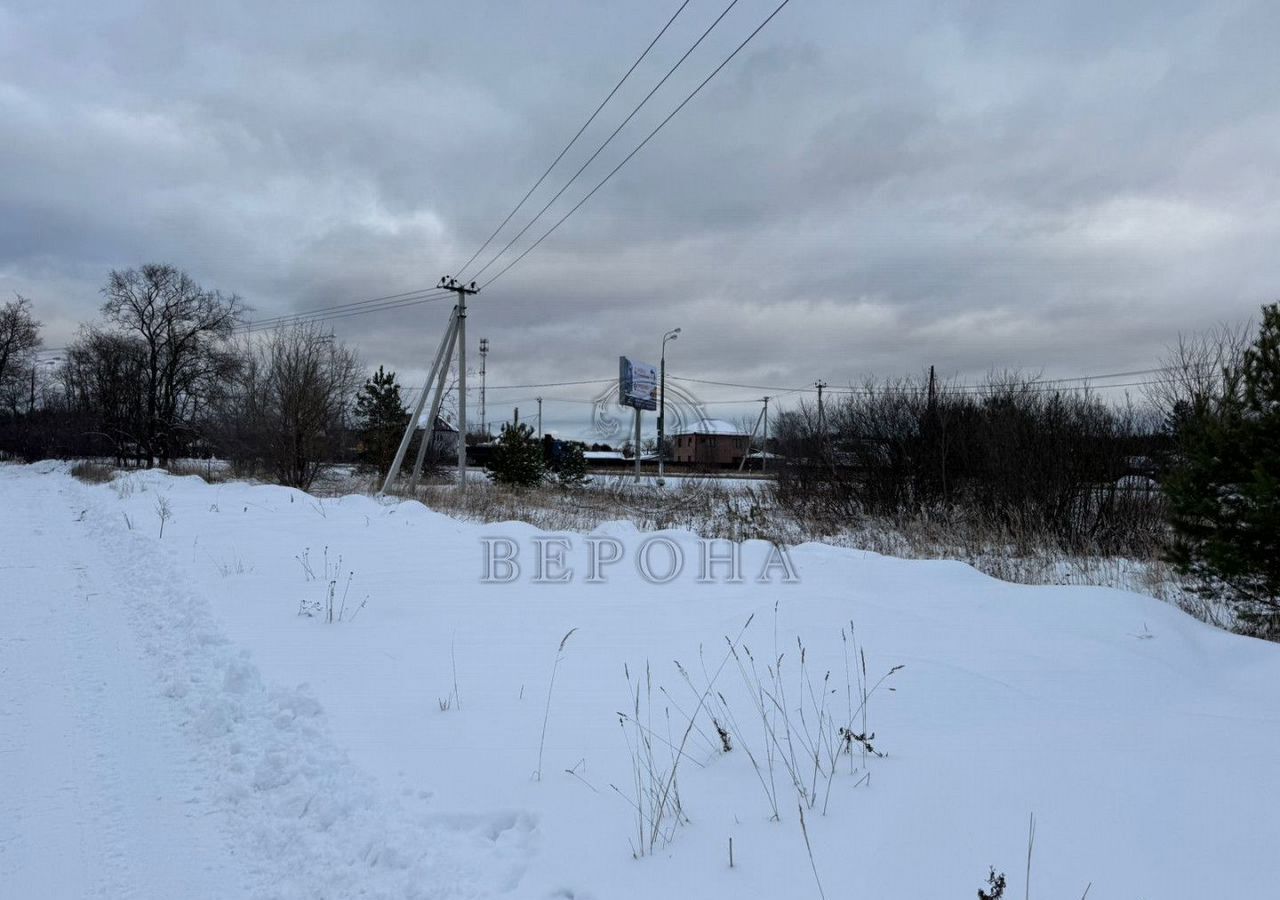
658, 327, 681, 483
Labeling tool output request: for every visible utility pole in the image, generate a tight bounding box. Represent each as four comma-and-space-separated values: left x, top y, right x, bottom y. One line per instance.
536, 397, 543, 438
815, 380, 827, 452
634, 406, 642, 482
762, 395, 770, 473
479, 337, 489, 438
380, 303, 460, 495
738, 395, 770, 474
437, 276, 478, 489
658, 327, 680, 483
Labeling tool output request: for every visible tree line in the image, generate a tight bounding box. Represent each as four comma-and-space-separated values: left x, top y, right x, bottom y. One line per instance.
0, 265, 410, 490
771, 374, 1166, 556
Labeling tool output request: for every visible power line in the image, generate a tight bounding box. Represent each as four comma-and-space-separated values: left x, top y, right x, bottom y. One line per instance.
486, 377, 615, 390
482, 0, 797, 289
670, 366, 1188, 396
400, 377, 614, 392
822, 377, 1181, 397
240, 291, 453, 334
670, 374, 805, 392
469, 0, 748, 283
1009, 367, 1166, 386
240, 286, 448, 330
240, 288, 451, 332
455, 0, 694, 280
35, 288, 455, 351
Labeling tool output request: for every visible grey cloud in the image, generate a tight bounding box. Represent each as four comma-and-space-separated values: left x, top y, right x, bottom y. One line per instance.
3, 0, 1278, 432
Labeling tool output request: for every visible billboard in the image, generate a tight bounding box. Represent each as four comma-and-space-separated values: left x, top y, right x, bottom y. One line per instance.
618, 356, 658, 411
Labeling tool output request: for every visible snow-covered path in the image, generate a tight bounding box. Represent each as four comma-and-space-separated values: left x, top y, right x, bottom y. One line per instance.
0, 474, 243, 897
1, 467, 527, 898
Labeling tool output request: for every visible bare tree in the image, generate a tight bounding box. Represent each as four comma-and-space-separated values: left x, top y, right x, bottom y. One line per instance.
100, 264, 243, 466
59, 328, 150, 463
1147, 323, 1251, 423
0, 295, 42, 416
218, 325, 360, 489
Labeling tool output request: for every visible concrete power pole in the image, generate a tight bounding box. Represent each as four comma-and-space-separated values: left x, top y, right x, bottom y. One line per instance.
438, 277, 479, 489
815, 380, 828, 457
738, 394, 770, 474
479, 337, 489, 438
536, 397, 543, 438
762, 395, 770, 473
380, 304, 460, 496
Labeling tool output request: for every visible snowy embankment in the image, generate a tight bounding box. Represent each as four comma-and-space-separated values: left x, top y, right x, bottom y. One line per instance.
2, 462, 1278, 898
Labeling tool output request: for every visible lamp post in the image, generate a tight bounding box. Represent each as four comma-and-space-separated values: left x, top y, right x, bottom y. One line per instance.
658, 327, 681, 483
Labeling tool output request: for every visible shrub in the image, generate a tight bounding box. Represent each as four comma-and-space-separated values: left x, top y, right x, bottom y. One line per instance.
488, 422, 545, 488
552, 441, 589, 487
70, 460, 115, 483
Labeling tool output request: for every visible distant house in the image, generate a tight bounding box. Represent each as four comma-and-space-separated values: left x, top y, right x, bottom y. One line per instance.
582, 449, 657, 469
669, 418, 749, 468
414, 414, 459, 456
584, 450, 626, 464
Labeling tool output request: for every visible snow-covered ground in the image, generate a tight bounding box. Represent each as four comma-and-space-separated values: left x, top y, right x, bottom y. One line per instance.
2, 462, 1278, 898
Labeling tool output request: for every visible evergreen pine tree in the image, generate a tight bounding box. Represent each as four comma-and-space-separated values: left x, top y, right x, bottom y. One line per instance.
554, 441, 589, 487
354, 366, 409, 478
1165, 302, 1280, 634
488, 422, 545, 487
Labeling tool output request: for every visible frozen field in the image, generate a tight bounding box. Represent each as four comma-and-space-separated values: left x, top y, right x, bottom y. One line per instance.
2, 461, 1278, 898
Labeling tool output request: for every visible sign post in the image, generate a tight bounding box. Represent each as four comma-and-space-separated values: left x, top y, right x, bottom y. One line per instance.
619, 356, 658, 483
634, 407, 642, 481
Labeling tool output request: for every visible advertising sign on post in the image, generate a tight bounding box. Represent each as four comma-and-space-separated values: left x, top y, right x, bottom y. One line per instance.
618, 356, 658, 411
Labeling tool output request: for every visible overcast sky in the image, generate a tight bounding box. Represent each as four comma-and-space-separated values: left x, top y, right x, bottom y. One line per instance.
4, 0, 1278, 438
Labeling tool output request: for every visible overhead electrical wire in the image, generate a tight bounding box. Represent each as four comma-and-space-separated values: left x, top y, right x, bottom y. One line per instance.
468, 0, 748, 283
668, 366, 1192, 397
239, 291, 454, 334
480, 0, 797, 289
400, 377, 614, 392
669, 375, 805, 392
242, 286, 447, 327
454, 0, 695, 281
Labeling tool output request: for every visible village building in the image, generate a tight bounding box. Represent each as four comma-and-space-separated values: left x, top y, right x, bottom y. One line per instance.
668, 418, 750, 468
